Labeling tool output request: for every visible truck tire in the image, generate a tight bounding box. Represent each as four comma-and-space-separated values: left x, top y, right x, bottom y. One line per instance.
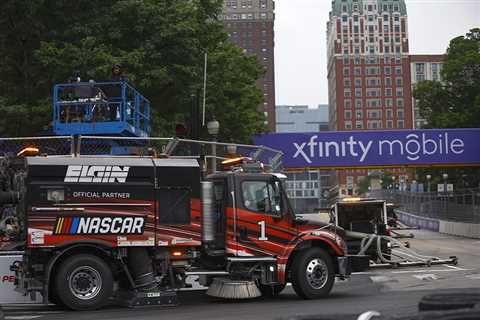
55, 254, 113, 311
291, 247, 335, 299
258, 283, 286, 297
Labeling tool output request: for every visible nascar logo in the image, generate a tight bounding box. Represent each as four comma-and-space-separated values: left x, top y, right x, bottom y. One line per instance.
54, 216, 145, 235
64, 165, 130, 183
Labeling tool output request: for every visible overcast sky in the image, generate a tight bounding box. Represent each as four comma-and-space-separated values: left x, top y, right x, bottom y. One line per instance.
274, 0, 480, 107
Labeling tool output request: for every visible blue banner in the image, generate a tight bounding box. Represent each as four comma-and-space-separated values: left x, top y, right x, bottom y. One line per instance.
254, 129, 480, 169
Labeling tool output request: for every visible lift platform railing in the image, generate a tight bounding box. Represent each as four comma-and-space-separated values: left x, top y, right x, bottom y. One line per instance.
53, 81, 150, 137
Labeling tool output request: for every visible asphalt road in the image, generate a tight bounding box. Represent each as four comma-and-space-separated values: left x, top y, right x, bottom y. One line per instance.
3, 229, 480, 320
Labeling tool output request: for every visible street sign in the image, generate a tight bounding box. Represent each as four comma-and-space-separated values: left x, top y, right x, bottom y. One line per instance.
254, 128, 480, 169
437, 184, 445, 192
447, 184, 454, 192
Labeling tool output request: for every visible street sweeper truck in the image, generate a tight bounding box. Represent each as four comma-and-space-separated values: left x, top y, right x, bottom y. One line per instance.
0, 148, 368, 310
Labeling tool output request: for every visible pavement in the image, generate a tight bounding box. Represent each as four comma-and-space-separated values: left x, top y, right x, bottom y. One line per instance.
3, 229, 480, 320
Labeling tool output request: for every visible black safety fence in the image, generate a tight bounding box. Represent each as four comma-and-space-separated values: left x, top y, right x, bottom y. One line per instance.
0, 136, 283, 173
373, 189, 480, 224
0, 136, 74, 157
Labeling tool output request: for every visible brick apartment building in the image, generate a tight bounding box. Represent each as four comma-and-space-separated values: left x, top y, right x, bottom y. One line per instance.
220, 0, 276, 131
327, 0, 413, 196
410, 54, 445, 128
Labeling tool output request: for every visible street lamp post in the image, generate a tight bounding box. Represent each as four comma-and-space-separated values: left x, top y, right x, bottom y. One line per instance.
207, 119, 220, 173
443, 173, 449, 194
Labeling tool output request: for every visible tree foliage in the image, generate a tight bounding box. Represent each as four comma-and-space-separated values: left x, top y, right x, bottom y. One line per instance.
414, 28, 480, 128
0, 0, 266, 141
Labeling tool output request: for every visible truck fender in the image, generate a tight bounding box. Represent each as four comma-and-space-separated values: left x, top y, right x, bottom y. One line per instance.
44, 242, 113, 304
280, 235, 345, 283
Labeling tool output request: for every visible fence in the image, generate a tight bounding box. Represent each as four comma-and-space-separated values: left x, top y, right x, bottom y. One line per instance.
0, 136, 74, 157
373, 189, 480, 224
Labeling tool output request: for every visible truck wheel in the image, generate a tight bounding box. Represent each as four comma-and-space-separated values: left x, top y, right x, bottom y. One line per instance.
258, 283, 286, 297
291, 248, 334, 299
55, 254, 113, 310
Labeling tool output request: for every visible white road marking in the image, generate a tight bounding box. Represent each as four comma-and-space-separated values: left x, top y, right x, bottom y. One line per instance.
413, 274, 438, 281
391, 268, 472, 274
6, 316, 43, 320
443, 264, 467, 270
466, 274, 480, 279
370, 276, 397, 283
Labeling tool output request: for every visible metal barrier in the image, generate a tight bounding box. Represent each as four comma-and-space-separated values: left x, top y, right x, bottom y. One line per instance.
373, 189, 480, 224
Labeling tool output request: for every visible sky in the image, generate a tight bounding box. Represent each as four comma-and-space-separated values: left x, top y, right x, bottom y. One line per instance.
273, 0, 480, 107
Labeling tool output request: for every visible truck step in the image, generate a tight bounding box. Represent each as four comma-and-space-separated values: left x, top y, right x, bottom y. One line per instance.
117, 289, 178, 308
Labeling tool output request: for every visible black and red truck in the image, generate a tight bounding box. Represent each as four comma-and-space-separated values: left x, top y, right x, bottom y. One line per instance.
0, 151, 368, 310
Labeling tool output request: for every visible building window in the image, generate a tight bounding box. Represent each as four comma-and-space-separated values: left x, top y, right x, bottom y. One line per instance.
344, 79, 351, 87
397, 120, 404, 128
342, 15, 348, 22
345, 110, 352, 120
386, 109, 393, 119
386, 98, 393, 107
354, 67, 361, 76
384, 66, 391, 75
355, 78, 362, 87
343, 56, 350, 64
397, 109, 405, 119
384, 24, 389, 32
355, 99, 362, 109
387, 120, 393, 128
345, 100, 352, 109
356, 110, 363, 120
344, 89, 351, 98
396, 87, 403, 97
356, 122, 364, 129
345, 121, 352, 130
385, 77, 392, 86
416, 63, 425, 73
416, 74, 425, 82
367, 110, 381, 119
396, 77, 403, 86
397, 98, 404, 107
354, 57, 361, 65
385, 87, 392, 96
353, 15, 359, 22
343, 68, 350, 77
395, 66, 402, 75
355, 88, 362, 97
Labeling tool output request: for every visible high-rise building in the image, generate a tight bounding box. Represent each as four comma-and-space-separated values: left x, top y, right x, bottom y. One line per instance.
410, 54, 445, 128
276, 104, 329, 133
220, 0, 276, 131
327, 0, 413, 196
274, 104, 331, 212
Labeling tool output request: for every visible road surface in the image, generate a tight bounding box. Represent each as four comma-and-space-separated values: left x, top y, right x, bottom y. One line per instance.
3, 229, 480, 320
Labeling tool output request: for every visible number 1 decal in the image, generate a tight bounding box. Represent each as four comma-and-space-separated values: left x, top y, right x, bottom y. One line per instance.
258, 221, 268, 241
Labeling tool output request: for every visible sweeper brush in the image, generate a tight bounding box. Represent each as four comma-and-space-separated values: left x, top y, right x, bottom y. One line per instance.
206, 278, 262, 299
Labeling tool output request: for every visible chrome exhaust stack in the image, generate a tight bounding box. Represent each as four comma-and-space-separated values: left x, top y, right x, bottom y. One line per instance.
201, 181, 215, 246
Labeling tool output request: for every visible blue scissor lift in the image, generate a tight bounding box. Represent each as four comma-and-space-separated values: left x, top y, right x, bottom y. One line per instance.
52, 81, 151, 154
53, 81, 150, 137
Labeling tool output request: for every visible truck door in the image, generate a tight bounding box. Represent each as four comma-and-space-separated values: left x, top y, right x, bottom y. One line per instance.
232, 176, 294, 257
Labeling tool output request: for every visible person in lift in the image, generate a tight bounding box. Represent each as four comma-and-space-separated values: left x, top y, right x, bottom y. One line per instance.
107, 64, 125, 121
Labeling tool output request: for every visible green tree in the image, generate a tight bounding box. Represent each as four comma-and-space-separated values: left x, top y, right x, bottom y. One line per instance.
414, 28, 480, 128
0, 0, 266, 142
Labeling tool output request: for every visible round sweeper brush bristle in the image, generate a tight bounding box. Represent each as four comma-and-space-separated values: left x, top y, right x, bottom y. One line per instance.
206, 278, 262, 299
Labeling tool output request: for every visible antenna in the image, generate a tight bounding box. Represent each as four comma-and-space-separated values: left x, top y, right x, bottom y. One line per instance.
202, 52, 208, 126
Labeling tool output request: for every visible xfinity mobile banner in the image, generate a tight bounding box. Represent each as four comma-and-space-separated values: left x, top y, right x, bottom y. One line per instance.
254, 129, 480, 169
